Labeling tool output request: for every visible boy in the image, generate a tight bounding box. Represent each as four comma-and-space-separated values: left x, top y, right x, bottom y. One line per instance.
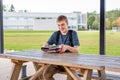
44, 15, 80, 80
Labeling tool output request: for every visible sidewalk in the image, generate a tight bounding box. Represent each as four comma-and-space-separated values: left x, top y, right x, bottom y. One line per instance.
0, 58, 66, 80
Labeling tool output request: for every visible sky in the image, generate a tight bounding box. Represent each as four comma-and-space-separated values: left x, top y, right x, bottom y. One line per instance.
3, 0, 120, 13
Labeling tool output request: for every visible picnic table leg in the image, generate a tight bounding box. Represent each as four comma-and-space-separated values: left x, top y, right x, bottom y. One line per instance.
33, 62, 43, 80
64, 66, 81, 80
98, 70, 106, 80
29, 64, 48, 80
82, 69, 93, 80
10, 60, 24, 80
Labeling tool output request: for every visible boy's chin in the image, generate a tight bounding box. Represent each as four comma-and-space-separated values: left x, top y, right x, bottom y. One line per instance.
61, 30, 66, 33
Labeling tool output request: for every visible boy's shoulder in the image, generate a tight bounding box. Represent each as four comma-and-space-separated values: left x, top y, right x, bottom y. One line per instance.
69, 30, 77, 35
53, 30, 60, 35
53, 30, 77, 36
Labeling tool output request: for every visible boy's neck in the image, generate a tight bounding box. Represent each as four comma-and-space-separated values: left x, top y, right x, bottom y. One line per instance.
61, 30, 68, 35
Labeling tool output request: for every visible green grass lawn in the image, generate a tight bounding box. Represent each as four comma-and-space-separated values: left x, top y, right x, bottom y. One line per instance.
4, 30, 120, 56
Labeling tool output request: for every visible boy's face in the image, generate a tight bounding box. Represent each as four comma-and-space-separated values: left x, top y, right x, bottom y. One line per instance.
57, 20, 68, 33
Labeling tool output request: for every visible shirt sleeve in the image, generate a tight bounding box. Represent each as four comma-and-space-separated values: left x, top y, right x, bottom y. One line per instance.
72, 31, 80, 46
47, 32, 56, 45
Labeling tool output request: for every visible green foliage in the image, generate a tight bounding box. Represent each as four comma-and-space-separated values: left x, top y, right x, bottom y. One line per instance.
92, 20, 99, 30
112, 19, 118, 27
106, 9, 120, 28
106, 20, 110, 29
78, 26, 86, 31
87, 11, 100, 30
3, 4, 16, 12
88, 15, 95, 28
106, 9, 120, 18
3, 5, 7, 12
88, 9, 120, 30
9, 4, 15, 12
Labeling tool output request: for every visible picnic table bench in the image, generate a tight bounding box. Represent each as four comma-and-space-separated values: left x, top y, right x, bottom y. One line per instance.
0, 50, 120, 80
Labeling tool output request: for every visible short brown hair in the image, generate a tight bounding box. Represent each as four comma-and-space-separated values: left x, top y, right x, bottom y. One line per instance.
57, 15, 68, 24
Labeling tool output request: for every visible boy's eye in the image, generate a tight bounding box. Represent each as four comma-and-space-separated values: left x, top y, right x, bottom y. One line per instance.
58, 24, 65, 26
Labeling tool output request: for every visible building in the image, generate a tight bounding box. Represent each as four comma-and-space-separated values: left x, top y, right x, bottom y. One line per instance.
3, 12, 87, 30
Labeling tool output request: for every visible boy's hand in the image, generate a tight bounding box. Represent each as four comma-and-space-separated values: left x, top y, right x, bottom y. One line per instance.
44, 43, 49, 47
59, 44, 68, 53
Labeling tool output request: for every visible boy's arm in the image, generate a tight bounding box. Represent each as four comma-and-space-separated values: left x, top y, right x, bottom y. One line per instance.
44, 43, 50, 47
60, 44, 79, 53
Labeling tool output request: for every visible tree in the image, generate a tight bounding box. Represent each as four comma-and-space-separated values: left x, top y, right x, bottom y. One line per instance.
112, 19, 118, 27
106, 18, 112, 29
24, 10, 27, 12
9, 4, 15, 12
87, 9, 120, 30
92, 20, 99, 30
3, 5, 7, 12
88, 15, 95, 29
117, 17, 120, 27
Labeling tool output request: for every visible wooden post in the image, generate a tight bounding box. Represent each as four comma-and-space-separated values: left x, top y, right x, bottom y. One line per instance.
10, 60, 24, 80
98, 70, 106, 80
64, 66, 81, 80
30, 64, 48, 80
83, 69, 93, 80
33, 62, 43, 80
0, 0, 4, 53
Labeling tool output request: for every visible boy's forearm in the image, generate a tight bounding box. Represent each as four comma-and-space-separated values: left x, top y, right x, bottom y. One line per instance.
66, 45, 79, 53
44, 43, 49, 47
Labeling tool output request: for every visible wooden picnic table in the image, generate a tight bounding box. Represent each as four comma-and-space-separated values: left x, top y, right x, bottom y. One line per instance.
1, 50, 117, 80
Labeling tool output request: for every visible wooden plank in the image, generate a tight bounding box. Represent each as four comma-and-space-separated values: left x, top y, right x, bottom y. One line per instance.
91, 76, 111, 80
0, 50, 116, 65
83, 69, 93, 80
29, 64, 48, 80
92, 71, 119, 80
106, 67, 120, 72
33, 62, 42, 70
64, 66, 81, 80
2, 50, 120, 61
33, 62, 43, 80
11, 59, 27, 63
0, 50, 120, 72
19, 76, 31, 80
10, 60, 24, 80
97, 70, 106, 80
0, 53, 106, 71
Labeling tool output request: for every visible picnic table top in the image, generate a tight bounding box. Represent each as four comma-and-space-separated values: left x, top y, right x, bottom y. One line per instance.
0, 50, 120, 72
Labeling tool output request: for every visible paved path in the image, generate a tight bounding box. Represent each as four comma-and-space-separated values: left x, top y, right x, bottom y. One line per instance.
0, 58, 67, 80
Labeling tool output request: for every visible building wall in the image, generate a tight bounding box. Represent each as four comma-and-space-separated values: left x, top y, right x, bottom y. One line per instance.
33, 19, 57, 30
3, 12, 87, 30
81, 14, 87, 29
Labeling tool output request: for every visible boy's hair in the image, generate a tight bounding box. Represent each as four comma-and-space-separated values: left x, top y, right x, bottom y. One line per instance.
57, 15, 68, 24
